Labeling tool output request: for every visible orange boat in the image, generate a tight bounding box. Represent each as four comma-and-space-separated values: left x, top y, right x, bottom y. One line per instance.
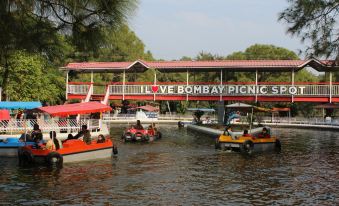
18, 138, 118, 167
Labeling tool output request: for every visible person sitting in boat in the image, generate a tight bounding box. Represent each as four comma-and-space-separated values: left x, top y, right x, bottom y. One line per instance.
148, 123, 156, 136
45, 131, 62, 150
258, 127, 271, 138
96, 134, 105, 143
66, 125, 92, 144
224, 126, 232, 135
134, 120, 144, 130
243, 129, 252, 137
31, 124, 43, 142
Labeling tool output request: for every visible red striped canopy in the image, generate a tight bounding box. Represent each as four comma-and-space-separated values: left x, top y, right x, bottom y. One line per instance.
38, 102, 112, 117
0, 110, 10, 120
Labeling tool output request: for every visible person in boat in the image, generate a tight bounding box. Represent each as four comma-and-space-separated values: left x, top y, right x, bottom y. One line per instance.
243, 129, 251, 137
148, 123, 157, 136
31, 124, 43, 142
66, 125, 92, 144
224, 125, 232, 135
96, 134, 105, 143
134, 120, 144, 130
45, 131, 62, 150
258, 127, 271, 138
19, 133, 33, 142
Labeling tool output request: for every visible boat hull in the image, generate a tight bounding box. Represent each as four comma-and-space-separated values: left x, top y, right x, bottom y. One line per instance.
33, 147, 113, 164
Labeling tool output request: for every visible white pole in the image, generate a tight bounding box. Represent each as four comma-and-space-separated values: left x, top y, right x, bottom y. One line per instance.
186, 69, 189, 101
154, 70, 157, 101
123, 70, 126, 100
255, 69, 258, 102
329, 71, 332, 103
90, 71, 94, 84
65, 71, 69, 100
220, 69, 223, 101
292, 68, 295, 102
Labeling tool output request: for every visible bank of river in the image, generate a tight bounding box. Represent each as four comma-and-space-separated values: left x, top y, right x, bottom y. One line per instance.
0, 125, 337, 205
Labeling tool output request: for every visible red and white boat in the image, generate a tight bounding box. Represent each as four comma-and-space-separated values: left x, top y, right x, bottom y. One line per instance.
18, 138, 117, 167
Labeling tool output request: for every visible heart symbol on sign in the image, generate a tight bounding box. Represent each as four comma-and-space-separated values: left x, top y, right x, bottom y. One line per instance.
151, 85, 159, 93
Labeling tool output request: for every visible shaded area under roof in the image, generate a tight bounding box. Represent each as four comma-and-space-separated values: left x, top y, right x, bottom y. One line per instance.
0, 102, 42, 110
62, 59, 339, 73
37, 102, 112, 117
129, 105, 159, 112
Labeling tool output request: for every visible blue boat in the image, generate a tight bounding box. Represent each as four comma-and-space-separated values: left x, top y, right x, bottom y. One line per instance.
0, 137, 35, 157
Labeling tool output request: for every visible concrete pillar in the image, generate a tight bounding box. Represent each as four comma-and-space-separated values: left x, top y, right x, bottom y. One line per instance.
186, 69, 189, 101
217, 100, 225, 125
255, 69, 258, 102
220, 69, 223, 101
330, 71, 332, 103
65, 71, 69, 100
122, 70, 126, 100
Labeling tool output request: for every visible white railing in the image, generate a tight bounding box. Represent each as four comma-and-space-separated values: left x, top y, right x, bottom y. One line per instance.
68, 84, 339, 96
0, 119, 101, 134
259, 116, 339, 126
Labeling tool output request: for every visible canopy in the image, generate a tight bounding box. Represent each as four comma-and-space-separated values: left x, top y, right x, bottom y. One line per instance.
314, 103, 339, 109
128, 105, 159, 112
0, 110, 10, 120
187, 108, 215, 112
226, 103, 271, 112
136, 105, 159, 112
225, 103, 254, 108
38, 102, 112, 117
0, 101, 42, 110
272, 107, 290, 112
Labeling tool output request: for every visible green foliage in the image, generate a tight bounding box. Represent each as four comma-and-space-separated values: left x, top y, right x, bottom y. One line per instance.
3, 51, 64, 103
279, 0, 339, 59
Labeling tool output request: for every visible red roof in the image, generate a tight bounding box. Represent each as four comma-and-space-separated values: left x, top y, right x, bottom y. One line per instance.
63, 59, 338, 72
38, 102, 112, 117
0, 110, 10, 120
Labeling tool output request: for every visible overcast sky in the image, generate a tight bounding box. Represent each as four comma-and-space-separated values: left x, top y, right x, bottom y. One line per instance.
130, 0, 306, 60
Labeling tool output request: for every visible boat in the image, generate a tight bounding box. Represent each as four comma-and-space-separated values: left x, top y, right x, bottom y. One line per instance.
0, 102, 112, 157
18, 138, 118, 167
215, 127, 281, 154
121, 126, 162, 143
215, 103, 281, 154
0, 137, 36, 157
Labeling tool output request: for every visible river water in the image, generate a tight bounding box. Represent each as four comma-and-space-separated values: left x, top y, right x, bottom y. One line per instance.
0, 125, 338, 205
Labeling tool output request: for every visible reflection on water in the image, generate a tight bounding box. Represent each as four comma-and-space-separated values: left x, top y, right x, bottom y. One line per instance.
0, 125, 338, 205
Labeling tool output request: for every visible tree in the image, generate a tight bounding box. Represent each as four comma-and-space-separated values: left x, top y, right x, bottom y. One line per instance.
3, 51, 64, 103
279, 0, 339, 59
0, 0, 138, 99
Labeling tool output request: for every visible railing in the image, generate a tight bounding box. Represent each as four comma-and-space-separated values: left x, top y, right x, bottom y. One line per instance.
259, 116, 339, 126
68, 83, 339, 96
0, 119, 101, 134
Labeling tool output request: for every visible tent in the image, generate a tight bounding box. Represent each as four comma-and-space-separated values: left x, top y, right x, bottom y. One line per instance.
0, 109, 10, 120
37, 102, 112, 117
0, 101, 42, 110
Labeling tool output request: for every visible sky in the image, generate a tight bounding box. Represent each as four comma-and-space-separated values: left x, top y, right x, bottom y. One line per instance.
130, 0, 307, 60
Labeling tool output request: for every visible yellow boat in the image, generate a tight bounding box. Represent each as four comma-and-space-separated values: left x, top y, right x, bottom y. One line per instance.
215, 127, 281, 154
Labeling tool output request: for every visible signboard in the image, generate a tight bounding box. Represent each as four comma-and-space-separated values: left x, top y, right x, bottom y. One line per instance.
140, 85, 306, 95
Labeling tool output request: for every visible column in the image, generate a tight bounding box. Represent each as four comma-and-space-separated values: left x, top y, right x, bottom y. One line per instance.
65, 71, 69, 100
291, 68, 295, 102
153, 69, 157, 101
220, 69, 223, 101
186, 69, 189, 101
255, 69, 258, 102
122, 70, 126, 100
330, 71, 332, 103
